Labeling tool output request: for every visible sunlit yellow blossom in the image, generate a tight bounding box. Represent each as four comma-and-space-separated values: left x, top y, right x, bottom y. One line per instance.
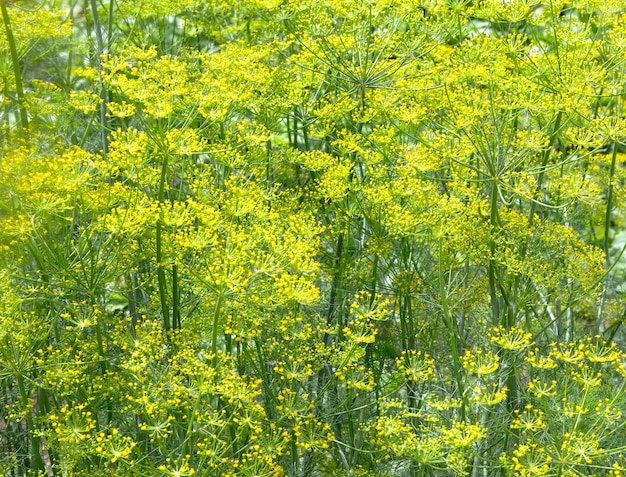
461, 348, 500, 375
489, 326, 534, 352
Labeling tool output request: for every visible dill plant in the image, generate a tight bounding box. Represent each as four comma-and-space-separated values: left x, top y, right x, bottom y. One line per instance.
1, 0, 626, 476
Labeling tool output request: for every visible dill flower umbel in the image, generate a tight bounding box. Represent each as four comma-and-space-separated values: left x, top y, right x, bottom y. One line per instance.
397, 350, 436, 382
489, 326, 534, 352
461, 348, 500, 375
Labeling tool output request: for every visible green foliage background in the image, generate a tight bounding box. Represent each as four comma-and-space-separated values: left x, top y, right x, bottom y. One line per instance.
1, 0, 626, 475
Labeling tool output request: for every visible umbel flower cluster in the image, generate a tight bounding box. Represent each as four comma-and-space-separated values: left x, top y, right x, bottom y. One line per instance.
1, 0, 626, 475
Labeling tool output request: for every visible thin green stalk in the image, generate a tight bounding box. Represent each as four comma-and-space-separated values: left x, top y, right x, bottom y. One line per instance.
303, 118, 310, 150
1, 0, 28, 130
107, 0, 115, 51
157, 153, 170, 333
288, 114, 295, 148
127, 272, 140, 334
65, 0, 80, 89
489, 178, 501, 327
266, 139, 273, 202
94, 317, 108, 375
505, 351, 520, 446
180, 391, 202, 462
344, 395, 356, 471
404, 294, 415, 351
438, 239, 465, 421
253, 338, 278, 420
367, 254, 380, 402
94, 314, 114, 425
325, 232, 344, 343
527, 111, 563, 226
369, 254, 378, 306
211, 292, 224, 368
291, 438, 299, 475
89, 0, 109, 157
156, 221, 170, 333
399, 238, 416, 351
172, 263, 180, 329
16, 374, 45, 472
603, 142, 618, 257
398, 295, 408, 351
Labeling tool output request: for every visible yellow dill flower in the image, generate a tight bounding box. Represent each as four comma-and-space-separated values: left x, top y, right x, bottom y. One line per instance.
525, 349, 558, 370
610, 462, 625, 477
396, 350, 435, 382
461, 348, 500, 375
511, 405, 546, 434
68, 90, 100, 115
550, 342, 586, 364
442, 422, 487, 448
557, 431, 601, 467
571, 366, 603, 389
527, 379, 557, 398
107, 101, 137, 118
560, 398, 590, 419
510, 443, 552, 477
489, 326, 534, 352
427, 396, 463, 412
594, 398, 623, 425
470, 382, 508, 406
583, 337, 623, 364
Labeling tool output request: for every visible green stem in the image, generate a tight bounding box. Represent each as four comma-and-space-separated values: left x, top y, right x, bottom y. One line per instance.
127, 272, 140, 334
156, 153, 170, 333
89, 0, 109, 157
527, 111, 563, 226
266, 139, 272, 186
439, 239, 465, 420
303, 119, 310, 151
156, 221, 170, 333
471, 407, 491, 477
254, 339, 277, 420
107, 0, 115, 51
211, 293, 224, 368
172, 263, 180, 329
326, 232, 344, 339
94, 313, 114, 424
16, 374, 45, 472
95, 316, 108, 375
1, 0, 28, 130
180, 391, 202, 462
603, 143, 618, 257
489, 178, 501, 327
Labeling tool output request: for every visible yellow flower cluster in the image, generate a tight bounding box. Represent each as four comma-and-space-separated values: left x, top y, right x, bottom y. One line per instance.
2, 0, 626, 475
